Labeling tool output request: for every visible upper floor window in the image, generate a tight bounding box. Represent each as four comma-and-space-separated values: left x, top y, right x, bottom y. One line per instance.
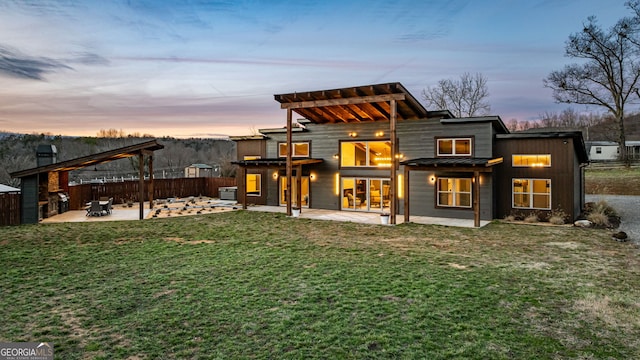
244, 155, 261, 160
341, 141, 392, 167
595, 147, 602, 154
279, 142, 310, 158
512, 154, 551, 167
437, 138, 472, 156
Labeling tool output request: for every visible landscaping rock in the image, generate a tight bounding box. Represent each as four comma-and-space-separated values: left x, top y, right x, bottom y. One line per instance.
574, 219, 593, 228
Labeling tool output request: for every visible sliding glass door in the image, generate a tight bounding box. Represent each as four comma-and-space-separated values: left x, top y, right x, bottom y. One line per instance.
341, 177, 390, 212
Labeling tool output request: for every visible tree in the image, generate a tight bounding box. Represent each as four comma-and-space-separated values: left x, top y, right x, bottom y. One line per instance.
544, 5, 640, 165
421, 72, 491, 117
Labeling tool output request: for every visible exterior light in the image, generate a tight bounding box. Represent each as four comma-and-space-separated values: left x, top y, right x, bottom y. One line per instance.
273, 172, 278, 180
310, 173, 316, 181
333, 153, 339, 159
375, 131, 384, 137
348, 132, 358, 138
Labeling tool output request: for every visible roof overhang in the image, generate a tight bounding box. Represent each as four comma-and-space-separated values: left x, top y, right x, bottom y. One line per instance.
232, 158, 324, 168
274, 82, 429, 124
10, 140, 165, 178
401, 157, 503, 171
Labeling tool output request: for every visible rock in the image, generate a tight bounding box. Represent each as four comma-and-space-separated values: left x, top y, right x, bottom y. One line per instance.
612, 231, 628, 242
574, 219, 593, 228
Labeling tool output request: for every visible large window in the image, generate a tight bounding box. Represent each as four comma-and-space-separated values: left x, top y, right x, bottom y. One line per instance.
512, 179, 550, 209
279, 142, 310, 158
512, 154, 551, 167
437, 178, 472, 208
246, 174, 261, 196
437, 138, 472, 156
341, 141, 392, 167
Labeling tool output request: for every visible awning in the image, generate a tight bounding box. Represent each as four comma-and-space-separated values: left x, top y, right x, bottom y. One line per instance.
401, 157, 503, 170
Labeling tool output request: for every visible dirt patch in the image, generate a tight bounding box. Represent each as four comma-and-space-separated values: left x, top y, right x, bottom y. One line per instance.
163, 237, 216, 245
545, 241, 580, 250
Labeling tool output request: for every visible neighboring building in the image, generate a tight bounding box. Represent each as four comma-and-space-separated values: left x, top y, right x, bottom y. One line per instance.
184, 163, 218, 178
0, 184, 20, 193
586, 140, 640, 161
232, 83, 589, 226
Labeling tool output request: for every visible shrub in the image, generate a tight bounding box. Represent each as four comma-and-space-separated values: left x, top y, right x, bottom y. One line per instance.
524, 213, 539, 223
587, 212, 610, 227
591, 200, 617, 217
504, 214, 516, 222
549, 207, 568, 225
549, 215, 566, 225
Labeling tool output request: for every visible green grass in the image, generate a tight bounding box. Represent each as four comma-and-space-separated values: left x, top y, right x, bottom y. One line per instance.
1, 211, 639, 359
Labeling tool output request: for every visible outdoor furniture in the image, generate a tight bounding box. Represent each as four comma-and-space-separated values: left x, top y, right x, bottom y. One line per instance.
86, 201, 102, 217
102, 198, 113, 215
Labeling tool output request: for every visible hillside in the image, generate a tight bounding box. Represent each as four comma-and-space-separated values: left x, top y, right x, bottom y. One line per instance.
0, 134, 236, 187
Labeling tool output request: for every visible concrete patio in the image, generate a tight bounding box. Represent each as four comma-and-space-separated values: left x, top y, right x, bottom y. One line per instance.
41, 201, 489, 228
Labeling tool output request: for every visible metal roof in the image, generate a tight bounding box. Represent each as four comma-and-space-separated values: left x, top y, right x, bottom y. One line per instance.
274, 82, 430, 124
10, 140, 165, 178
232, 158, 324, 167
401, 157, 504, 168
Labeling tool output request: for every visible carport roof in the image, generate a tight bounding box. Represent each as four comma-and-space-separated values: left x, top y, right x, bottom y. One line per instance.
10, 139, 164, 178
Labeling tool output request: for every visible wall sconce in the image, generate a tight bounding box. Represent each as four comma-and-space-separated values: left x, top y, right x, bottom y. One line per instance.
310, 173, 316, 181
375, 131, 384, 137
272, 172, 278, 180
348, 131, 358, 138
333, 153, 339, 159
429, 175, 435, 184
394, 153, 404, 159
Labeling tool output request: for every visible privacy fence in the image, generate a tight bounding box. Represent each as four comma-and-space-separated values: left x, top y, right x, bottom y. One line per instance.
68, 177, 236, 210
0, 193, 20, 226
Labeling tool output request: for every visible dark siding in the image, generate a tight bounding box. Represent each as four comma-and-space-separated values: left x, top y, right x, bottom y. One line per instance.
21, 175, 39, 224
235, 140, 268, 205
495, 137, 579, 220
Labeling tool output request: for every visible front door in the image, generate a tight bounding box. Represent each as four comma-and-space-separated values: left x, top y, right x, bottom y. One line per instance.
280, 177, 310, 207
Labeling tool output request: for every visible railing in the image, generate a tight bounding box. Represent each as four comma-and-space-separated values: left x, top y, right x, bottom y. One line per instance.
68, 177, 236, 210
0, 193, 20, 226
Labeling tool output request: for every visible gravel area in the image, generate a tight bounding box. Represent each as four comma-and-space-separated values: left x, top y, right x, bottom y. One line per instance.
586, 194, 639, 244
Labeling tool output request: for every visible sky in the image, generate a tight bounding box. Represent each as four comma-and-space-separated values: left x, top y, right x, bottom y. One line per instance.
0, 0, 635, 138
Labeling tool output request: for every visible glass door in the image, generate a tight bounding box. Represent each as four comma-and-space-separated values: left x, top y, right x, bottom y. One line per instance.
280, 177, 310, 207
341, 178, 390, 212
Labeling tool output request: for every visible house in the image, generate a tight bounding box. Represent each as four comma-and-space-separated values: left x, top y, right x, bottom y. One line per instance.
586, 140, 640, 161
232, 83, 589, 226
184, 163, 218, 178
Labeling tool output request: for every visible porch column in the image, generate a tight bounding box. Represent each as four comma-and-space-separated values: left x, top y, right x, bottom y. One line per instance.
296, 164, 302, 212
240, 166, 247, 210
138, 153, 144, 220
389, 99, 397, 224
404, 165, 410, 223
286, 108, 293, 216
148, 154, 154, 209
473, 171, 480, 227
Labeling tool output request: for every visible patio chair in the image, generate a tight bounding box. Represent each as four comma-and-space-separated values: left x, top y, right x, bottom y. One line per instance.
86, 201, 102, 217
102, 197, 113, 215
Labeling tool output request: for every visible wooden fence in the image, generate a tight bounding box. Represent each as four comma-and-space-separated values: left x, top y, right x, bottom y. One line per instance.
68, 177, 236, 210
0, 193, 20, 226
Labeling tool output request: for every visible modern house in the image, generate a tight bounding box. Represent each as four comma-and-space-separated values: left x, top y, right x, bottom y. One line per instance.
232, 83, 589, 226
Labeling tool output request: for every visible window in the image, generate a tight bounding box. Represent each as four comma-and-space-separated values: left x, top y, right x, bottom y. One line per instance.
437, 178, 472, 208
246, 174, 261, 196
437, 138, 472, 156
512, 179, 550, 209
595, 147, 602, 154
279, 142, 310, 157
244, 155, 261, 160
512, 154, 551, 167
341, 141, 392, 167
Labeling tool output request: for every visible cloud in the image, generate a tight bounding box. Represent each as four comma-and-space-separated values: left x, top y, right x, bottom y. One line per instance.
0, 45, 72, 80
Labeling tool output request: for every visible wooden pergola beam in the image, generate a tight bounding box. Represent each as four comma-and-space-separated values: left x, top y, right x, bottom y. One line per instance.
280, 93, 406, 110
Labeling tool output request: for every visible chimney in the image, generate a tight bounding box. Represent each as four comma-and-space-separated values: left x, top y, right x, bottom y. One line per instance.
36, 144, 57, 167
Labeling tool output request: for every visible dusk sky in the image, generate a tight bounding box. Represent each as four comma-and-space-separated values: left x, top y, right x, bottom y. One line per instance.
0, 0, 634, 138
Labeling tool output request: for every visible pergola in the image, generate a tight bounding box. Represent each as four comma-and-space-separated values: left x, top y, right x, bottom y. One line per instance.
274, 82, 429, 224
11, 140, 164, 222
400, 157, 503, 227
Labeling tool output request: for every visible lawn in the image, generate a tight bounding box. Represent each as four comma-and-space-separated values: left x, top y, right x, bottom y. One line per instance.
586, 166, 640, 195
1, 211, 639, 359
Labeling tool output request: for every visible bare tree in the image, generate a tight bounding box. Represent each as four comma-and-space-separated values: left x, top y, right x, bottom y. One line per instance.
422, 72, 491, 117
544, 6, 640, 165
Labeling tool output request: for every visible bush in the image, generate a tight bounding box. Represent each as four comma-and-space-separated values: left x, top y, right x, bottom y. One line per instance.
587, 212, 610, 227
549, 215, 566, 225
549, 207, 568, 225
524, 213, 539, 223
504, 214, 516, 222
